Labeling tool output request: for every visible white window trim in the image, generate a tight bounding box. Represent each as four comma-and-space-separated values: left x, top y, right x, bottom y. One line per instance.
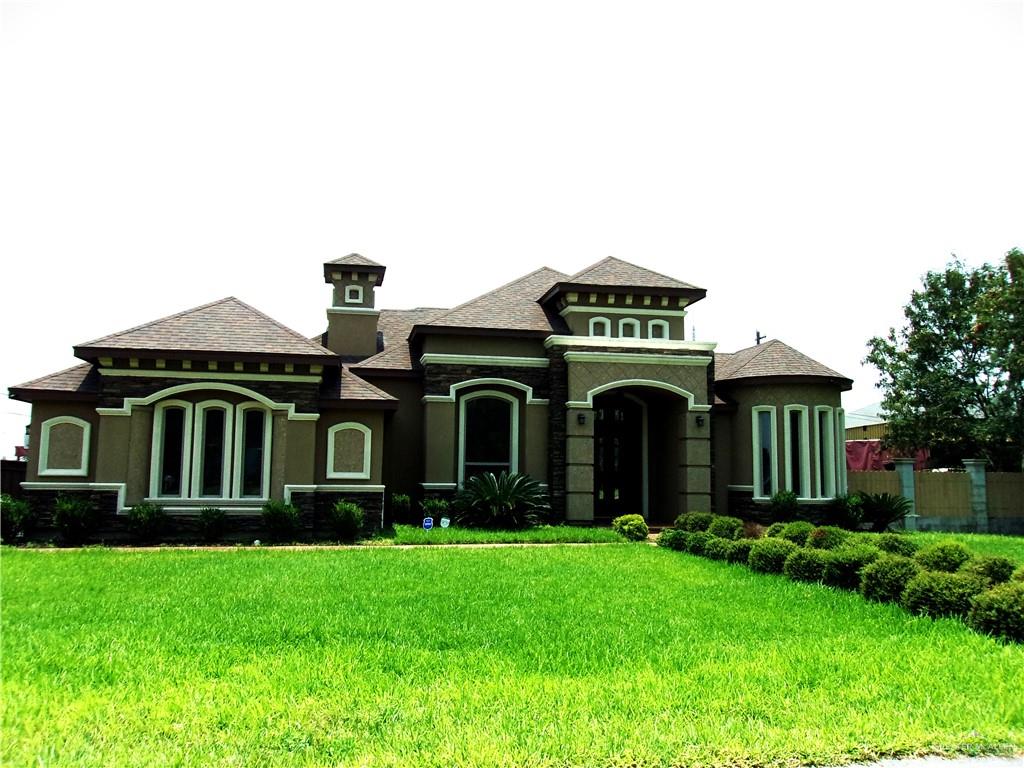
457, 390, 520, 486
622, 393, 649, 519
815, 405, 836, 499
233, 403, 272, 500
751, 406, 778, 500
783, 405, 811, 498
344, 285, 364, 304
618, 318, 641, 339
150, 400, 195, 499
38, 416, 91, 477
189, 400, 235, 499
588, 316, 611, 337
647, 319, 670, 340
835, 408, 847, 494
326, 422, 372, 480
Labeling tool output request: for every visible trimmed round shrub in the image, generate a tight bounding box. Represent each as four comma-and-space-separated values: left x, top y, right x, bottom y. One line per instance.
778, 521, 815, 547
703, 537, 733, 561
875, 533, 919, 557
726, 538, 755, 564
765, 522, 786, 538
261, 500, 301, 542
685, 530, 715, 555
860, 555, 921, 603
52, 493, 100, 545
328, 501, 365, 542
127, 502, 168, 543
657, 528, 689, 551
707, 515, 744, 540
968, 582, 1024, 643
783, 548, 830, 582
748, 538, 799, 574
822, 545, 881, 590
959, 556, 1016, 586
902, 571, 987, 618
915, 542, 973, 573
675, 512, 714, 532
767, 490, 800, 520
806, 526, 847, 550
198, 507, 227, 543
612, 514, 649, 541
1014, 566, 1024, 582
1, 493, 37, 541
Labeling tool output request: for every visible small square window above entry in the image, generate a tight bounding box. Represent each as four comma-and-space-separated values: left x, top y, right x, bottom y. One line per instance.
345, 285, 364, 304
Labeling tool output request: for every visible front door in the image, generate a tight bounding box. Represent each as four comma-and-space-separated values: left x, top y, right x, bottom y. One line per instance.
593, 394, 643, 519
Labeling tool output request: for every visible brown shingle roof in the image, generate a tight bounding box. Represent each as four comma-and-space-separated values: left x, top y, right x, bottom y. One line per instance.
75, 297, 335, 360
319, 365, 398, 403
568, 256, 702, 291
715, 340, 851, 384
9, 362, 99, 401
418, 267, 569, 334
351, 307, 448, 371
326, 253, 384, 268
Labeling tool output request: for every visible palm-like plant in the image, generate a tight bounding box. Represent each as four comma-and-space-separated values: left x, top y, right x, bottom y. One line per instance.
453, 471, 550, 529
860, 492, 912, 532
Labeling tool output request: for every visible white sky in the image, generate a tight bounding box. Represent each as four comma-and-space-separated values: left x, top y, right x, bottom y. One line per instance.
1, 0, 1022, 458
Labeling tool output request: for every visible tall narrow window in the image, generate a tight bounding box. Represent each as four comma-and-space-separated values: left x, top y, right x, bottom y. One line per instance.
816, 406, 836, 498
752, 406, 777, 499
459, 392, 518, 483
152, 402, 193, 498
240, 408, 267, 498
784, 405, 810, 498
192, 404, 233, 498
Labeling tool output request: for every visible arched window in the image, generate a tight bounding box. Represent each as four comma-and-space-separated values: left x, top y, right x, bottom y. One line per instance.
234, 404, 271, 499
151, 400, 194, 498
648, 319, 670, 340
458, 391, 519, 484
327, 422, 372, 480
618, 318, 641, 338
751, 406, 777, 499
190, 400, 233, 498
589, 317, 610, 337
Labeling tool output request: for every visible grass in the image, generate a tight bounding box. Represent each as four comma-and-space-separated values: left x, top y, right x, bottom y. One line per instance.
2, 545, 1022, 767
904, 531, 1024, 563
375, 524, 626, 546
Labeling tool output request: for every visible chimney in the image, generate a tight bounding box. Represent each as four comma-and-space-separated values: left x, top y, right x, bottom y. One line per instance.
323, 254, 386, 359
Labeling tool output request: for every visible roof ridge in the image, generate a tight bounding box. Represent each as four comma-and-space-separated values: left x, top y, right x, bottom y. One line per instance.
77, 297, 237, 347
424, 266, 566, 327
570, 255, 693, 287
721, 341, 774, 378
14, 361, 93, 389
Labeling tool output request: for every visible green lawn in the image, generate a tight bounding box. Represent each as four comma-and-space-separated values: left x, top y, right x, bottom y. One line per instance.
903, 531, 1024, 563
2, 546, 1022, 767
376, 524, 625, 545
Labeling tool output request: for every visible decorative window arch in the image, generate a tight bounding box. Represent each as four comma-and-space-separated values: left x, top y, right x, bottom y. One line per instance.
589, 317, 611, 337
326, 422, 372, 480
39, 416, 91, 477
345, 285, 364, 304
234, 403, 271, 499
647, 319, 670, 340
190, 400, 234, 498
150, 400, 195, 498
618, 318, 641, 338
752, 406, 778, 499
458, 390, 520, 484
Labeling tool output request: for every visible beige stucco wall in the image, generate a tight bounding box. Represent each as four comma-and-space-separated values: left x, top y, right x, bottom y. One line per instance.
326, 310, 380, 358
370, 379, 424, 500
26, 401, 100, 482
563, 311, 685, 341
423, 400, 456, 483
567, 359, 711, 407
422, 335, 546, 357
315, 410, 385, 485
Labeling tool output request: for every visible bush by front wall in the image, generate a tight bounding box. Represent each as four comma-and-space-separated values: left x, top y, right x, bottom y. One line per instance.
52, 494, 100, 545
0, 494, 37, 540
198, 507, 227, 542
783, 548, 830, 582
860, 555, 922, 603
726, 539, 755, 564
778, 521, 815, 547
675, 512, 714, 532
612, 514, 649, 541
707, 516, 744, 540
875, 533, 920, 557
656, 528, 688, 551
328, 501, 365, 542
822, 546, 880, 590
127, 503, 168, 543
765, 522, 786, 538
685, 531, 715, 556
748, 538, 799, 574
959, 556, 1016, 586
915, 542, 973, 573
902, 571, 988, 619
806, 526, 847, 550
968, 582, 1024, 643
703, 537, 734, 561
261, 500, 301, 542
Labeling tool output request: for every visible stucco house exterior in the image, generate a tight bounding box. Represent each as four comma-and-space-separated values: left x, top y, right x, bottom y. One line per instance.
10, 254, 851, 532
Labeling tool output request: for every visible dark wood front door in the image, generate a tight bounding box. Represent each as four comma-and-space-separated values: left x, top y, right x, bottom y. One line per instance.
594, 394, 643, 519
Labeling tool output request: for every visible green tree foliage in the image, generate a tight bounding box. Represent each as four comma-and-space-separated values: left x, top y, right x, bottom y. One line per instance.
865, 249, 1023, 469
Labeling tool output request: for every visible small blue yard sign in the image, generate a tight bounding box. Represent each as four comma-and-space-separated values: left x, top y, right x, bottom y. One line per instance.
423, 517, 433, 530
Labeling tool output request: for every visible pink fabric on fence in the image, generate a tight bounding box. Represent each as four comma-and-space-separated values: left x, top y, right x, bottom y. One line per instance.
845, 440, 928, 471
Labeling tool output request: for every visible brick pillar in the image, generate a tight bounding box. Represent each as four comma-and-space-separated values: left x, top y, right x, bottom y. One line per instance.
893, 458, 917, 531
962, 459, 989, 533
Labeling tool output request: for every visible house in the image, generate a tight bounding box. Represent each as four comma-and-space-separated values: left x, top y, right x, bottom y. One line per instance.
9, 254, 852, 533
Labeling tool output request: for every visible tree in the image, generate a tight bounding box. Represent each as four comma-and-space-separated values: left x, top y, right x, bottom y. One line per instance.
865, 249, 1023, 470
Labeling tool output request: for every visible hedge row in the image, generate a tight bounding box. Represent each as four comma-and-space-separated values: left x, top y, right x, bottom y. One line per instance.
660, 513, 1024, 644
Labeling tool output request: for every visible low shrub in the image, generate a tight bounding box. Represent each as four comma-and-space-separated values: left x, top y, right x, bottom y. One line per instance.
806, 526, 847, 550
328, 501, 365, 542
915, 542, 973, 573
726, 538, 755, 564
778, 521, 815, 547
1015, 566, 1024, 582
656, 528, 689, 551
822, 545, 881, 590
783, 548, 830, 582
821, 493, 863, 530
685, 530, 715, 556
903, 571, 988, 618
127, 502, 168, 543
391, 494, 411, 521
765, 522, 786, 538
421, 498, 450, 518
748, 538, 798, 574
675, 512, 714, 532
1, 493, 37, 541
968, 582, 1024, 643
612, 514, 649, 541
703, 537, 733, 561
860, 555, 921, 603
959, 556, 1016, 586
52, 493, 100, 545
198, 507, 227, 542
767, 490, 800, 520
453, 472, 549, 529
261, 500, 301, 542
707, 515, 744, 540
860, 492, 912, 532
875, 533, 919, 557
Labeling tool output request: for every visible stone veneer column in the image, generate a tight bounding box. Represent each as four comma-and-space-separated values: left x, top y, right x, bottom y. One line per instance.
962, 459, 989, 533
893, 458, 917, 530
681, 410, 712, 513
565, 407, 594, 521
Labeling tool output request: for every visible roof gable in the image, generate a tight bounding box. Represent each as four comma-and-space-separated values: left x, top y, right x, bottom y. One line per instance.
568, 256, 702, 291
75, 297, 335, 360
715, 339, 850, 384
10, 362, 99, 400
327, 253, 384, 268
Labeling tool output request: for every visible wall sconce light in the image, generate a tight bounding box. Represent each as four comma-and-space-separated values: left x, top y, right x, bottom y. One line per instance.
695, 415, 705, 427
577, 413, 587, 425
